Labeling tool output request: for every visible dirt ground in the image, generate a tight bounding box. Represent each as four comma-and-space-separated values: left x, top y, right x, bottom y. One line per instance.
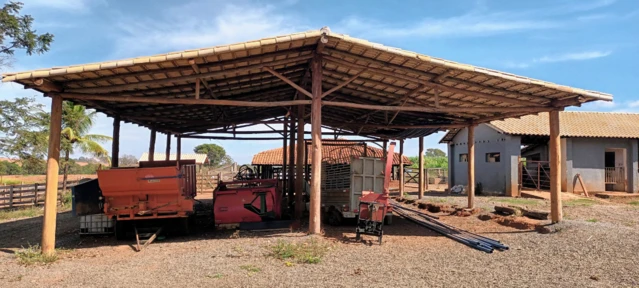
1, 189, 638, 287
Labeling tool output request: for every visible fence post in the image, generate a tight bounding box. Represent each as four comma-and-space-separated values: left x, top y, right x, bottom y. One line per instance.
9, 185, 14, 208
34, 183, 39, 205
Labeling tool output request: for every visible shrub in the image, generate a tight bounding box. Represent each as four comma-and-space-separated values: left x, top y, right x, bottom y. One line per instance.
269, 238, 329, 264
15, 245, 58, 265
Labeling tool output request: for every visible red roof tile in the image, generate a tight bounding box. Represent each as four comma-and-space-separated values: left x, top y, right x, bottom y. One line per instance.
252, 141, 412, 166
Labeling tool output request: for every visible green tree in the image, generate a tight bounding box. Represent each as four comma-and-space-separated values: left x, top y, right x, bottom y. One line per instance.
0, 1, 54, 66
118, 154, 138, 167
193, 143, 233, 167
60, 102, 111, 192
425, 148, 446, 158
0, 160, 22, 175
0, 97, 50, 162
408, 155, 449, 169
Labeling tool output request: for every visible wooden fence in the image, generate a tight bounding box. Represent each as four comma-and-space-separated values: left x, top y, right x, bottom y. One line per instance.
196, 170, 235, 193
0, 180, 84, 209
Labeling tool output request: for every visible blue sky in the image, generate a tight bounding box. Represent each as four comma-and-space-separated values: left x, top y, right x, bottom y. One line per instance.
0, 0, 637, 164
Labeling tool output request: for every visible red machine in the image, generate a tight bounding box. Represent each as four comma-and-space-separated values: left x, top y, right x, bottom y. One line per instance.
97, 160, 197, 238
213, 179, 282, 227
355, 142, 395, 244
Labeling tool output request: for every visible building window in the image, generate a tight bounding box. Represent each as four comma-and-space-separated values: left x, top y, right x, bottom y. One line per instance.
486, 152, 500, 163
459, 153, 468, 162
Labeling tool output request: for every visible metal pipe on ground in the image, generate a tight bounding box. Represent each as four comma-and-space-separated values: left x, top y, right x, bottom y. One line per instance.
391, 202, 508, 253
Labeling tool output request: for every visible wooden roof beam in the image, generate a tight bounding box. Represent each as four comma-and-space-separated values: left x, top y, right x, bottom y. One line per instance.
322, 54, 548, 107
64, 46, 316, 88
322, 69, 494, 111
320, 69, 367, 98
65, 55, 313, 94
263, 66, 313, 98
324, 50, 552, 104
321, 99, 550, 114
56, 92, 311, 107
108, 66, 308, 98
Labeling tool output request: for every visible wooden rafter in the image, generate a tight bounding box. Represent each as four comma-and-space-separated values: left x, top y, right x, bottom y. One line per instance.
263, 66, 313, 98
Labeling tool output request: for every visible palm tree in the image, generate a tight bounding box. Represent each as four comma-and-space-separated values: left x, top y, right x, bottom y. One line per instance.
61, 102, 112, 192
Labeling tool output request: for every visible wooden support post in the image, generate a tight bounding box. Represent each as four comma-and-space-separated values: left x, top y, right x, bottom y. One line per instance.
195, 78, 201, 99
41, 95, 62, 255
309, 53, 323, 235
418, 137, 424, 199
149, 129, 156, 161
176, 136, 182, 161
549, 110, 562, 222
468, 125, 475, 209
295, 105, 305, 219
399, 139, 404, 197
288, 115, 296, 204
9, 185, 14, 208
304, 143, 310, 182
383, 140, 388, 159
111, 116, 120, 168
165, 133, 171, 161
282, 117, 288, 197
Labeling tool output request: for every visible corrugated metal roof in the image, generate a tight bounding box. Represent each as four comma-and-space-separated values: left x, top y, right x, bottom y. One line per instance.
139, 153, 208, 164
440, 111, 639, 142
251, 141, 412, 165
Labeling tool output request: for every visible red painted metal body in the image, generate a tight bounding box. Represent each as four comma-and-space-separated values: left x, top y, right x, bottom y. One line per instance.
213, 179, 282, 226
358, 142, 395, 214
356, 142, 395, 243
358, 191, 389, 222
98, 160, 197, 220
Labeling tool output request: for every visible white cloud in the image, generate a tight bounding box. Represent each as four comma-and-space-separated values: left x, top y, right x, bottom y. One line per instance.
567, 0, 616, 13
22, 0, 103, 12
503, 50, 612, 69
534, 51, 612, 63
576, 13, 611, 21
628, 101, 639, 108
109, 2, 306, 58
502, 61, 531, 69
338, 12, 558, 39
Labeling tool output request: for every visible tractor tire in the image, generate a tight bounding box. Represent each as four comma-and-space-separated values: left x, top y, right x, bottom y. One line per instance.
384, 215, 393, 226
327, 209, 343, 226
115, 220, 127, 241
179, 217, 191, 236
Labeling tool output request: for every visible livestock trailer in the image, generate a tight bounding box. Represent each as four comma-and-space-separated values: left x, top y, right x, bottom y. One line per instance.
321, 156, 392, 225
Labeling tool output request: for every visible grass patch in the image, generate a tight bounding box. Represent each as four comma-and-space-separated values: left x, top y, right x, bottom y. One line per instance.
15, 245, 58, 265
269, 238, 329, 264
206, 273, 223, 279
564, 198, 597, 207
489, 197, 540, 206
0, 179, 22, 185
60, 191, 73, 210
628, 201, 639, 206
586, 218, 598, 223
239, 265, 260, 273
0, 206, 43, 222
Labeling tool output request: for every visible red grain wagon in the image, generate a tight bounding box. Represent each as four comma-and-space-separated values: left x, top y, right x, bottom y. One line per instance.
97, 160, 197, 239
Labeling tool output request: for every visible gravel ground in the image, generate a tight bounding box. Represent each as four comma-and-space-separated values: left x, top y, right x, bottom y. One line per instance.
1, 193, 638, 287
